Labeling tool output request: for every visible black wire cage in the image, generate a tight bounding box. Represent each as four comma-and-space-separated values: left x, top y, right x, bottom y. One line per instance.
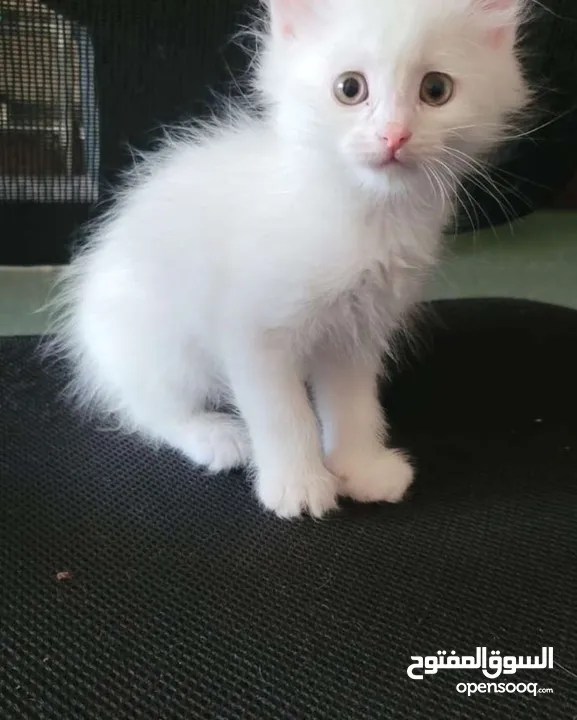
0, 0, 576, 265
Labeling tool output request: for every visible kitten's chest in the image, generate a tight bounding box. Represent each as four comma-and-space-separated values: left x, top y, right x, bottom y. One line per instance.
303, 257, 422, 359
333, 261, 410, 325
306, 216, 440, 354
331, 209, 439, 307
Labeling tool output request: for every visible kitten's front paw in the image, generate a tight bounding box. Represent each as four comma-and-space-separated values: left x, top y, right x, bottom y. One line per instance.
257, 468, 339, 519
329, 447, 414, 504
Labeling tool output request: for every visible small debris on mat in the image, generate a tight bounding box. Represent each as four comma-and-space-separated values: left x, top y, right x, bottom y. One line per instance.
56, 571, 73, 581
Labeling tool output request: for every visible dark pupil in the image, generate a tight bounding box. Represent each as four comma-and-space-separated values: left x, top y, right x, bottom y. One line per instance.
427, 77, 445, 100
342, 77, 360, 99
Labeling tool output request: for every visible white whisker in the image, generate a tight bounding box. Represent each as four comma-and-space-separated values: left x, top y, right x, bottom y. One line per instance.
432, 157, 497, 237
442, 148, 518, 230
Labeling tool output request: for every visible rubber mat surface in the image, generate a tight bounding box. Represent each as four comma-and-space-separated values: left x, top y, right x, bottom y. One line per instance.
1, 299, 576, 719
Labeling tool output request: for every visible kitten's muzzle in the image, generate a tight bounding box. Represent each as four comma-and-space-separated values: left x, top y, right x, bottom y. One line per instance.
370, 125, 413, 168
379, 124, 413, 155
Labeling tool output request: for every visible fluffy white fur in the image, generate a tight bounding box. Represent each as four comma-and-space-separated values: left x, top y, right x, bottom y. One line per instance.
49, 0, 528, 518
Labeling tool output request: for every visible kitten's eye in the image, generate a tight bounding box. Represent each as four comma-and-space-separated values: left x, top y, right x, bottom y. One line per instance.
420, 72, 454, 107
333, 72, 369, 106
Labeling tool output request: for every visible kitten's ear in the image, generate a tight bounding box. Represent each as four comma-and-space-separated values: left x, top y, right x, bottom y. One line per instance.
265, 0, 321, 39
473, 0, 523, 47
475, 0, 519, 10
473, 0, 522, 22
478, 0, 516, 6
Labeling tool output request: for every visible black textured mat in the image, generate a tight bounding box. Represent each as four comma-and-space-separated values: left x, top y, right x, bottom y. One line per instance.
1, 298, 576, 719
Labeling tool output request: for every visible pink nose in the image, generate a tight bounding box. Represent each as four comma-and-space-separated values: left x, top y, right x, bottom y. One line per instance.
382, 124, 412, 154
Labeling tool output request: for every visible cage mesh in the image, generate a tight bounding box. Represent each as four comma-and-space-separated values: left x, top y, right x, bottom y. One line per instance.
0, 0, 98, 204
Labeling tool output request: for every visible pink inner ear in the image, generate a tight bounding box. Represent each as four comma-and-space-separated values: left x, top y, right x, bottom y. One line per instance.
480, 0, 514, 7
476, 0, 518, 43
270, 0, 316, 37
489, 27, 507, 47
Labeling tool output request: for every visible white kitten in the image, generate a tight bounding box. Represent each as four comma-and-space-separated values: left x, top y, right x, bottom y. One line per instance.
50, 0, 528, 518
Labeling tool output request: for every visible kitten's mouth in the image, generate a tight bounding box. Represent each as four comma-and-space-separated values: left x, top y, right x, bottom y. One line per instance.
368, 155, 409, 171
373, 157, 401, 168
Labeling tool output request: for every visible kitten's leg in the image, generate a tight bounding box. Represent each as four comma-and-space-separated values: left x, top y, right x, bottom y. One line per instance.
87, 336, 251, 473
69, 288, 252, 472
161, 412, 251, 473
313, 359, 413, 504
226, 340, 339, 519
130, 362, 251, 473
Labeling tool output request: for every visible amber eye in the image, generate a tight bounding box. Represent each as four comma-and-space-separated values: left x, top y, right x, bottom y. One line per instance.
420, 72, 454, 107
333, 72, 369, 105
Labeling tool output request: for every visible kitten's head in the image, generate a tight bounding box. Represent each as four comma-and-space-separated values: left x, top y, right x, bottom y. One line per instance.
256, 0, 529, 193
